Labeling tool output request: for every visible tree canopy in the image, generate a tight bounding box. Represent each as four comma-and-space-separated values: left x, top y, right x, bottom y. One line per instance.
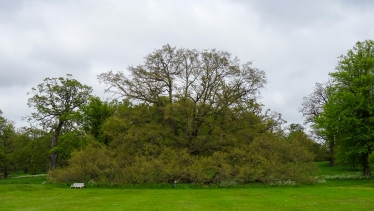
0, 110, 16, 178
47, 45, 317, 184
26, 74, 93, 170
98, 44, 267, 107
97, 45, 273, 153
314, 40, 374, 175
2, 45, 323, 184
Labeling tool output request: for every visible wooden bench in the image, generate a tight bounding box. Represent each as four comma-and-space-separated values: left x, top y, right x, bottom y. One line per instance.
70, 183, 86, 188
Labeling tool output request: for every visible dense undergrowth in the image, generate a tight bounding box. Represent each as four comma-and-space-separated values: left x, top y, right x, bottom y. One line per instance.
3, 161, 371, 188
47, 133, 318, 185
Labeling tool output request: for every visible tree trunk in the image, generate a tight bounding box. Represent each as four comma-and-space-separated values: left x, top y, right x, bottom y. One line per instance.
363, 166, 371, 176
362, 152, 371, 176
49, 121, 64, 171
329, 138, 335, 166
49, 152, 58, 171
3, 167, 8, 179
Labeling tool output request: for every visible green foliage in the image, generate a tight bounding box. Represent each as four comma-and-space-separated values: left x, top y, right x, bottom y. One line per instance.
49, 133, 317, 185
315, 40, 374, 175
0, 110, 16, 178
97, 45, 274, 154
0, 45, 320, 184
26, 74, 93, 127
56, 129, 89, 167
288, 123, 304, 133
299, 81, 335, 165
368, 152, 374, 171
6, 127, 50, 175
48, 144, 117, 183
288, 130, 322, 161
242, 134, 317, 184
23, 133, 50, 174
45, 45, 318, 185
26, 74, 93, 170
81, 97, 115, 145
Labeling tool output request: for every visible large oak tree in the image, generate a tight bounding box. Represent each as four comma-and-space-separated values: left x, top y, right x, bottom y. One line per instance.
26, 74, 92, 170
98, 44, 268, 154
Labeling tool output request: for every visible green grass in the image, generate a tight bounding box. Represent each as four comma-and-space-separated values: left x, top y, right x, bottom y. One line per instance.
316, 161, 360, 176
1, 163, 374, 211
2, 182, 374, 210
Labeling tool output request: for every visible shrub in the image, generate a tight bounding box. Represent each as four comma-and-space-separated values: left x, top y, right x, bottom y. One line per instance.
49, 134, 318, 185
48, 144, 118, 183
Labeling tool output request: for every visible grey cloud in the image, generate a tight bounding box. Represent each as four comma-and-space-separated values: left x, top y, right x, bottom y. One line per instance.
0, 0, 24, 14
1, 0, 374, 128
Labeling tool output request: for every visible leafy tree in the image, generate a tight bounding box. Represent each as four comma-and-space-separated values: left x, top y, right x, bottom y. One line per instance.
98, 44, 267, 153
0, 110, 16, 178
315, 40, 374, 175
81, 97, 115, 145
48, 45, 317, 185
12, 127, 51, 174
26, 74, 92, 170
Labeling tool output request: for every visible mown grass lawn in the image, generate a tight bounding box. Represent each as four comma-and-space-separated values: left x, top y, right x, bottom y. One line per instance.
1, 181, 374, 211
1, 162, 374, 211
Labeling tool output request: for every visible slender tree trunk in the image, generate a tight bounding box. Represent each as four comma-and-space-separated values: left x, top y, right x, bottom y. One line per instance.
49, 153, 58, 171
3, 167, 8, 179
329, 138, 335, 166
49, 121, 64, 171
2, 137, 9, 178
362, 152, 371, 176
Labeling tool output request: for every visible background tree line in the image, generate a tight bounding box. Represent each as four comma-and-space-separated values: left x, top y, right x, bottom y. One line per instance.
2, 45, 329, 184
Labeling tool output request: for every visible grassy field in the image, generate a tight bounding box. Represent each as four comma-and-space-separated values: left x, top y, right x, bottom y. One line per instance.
1, 162, 374, 211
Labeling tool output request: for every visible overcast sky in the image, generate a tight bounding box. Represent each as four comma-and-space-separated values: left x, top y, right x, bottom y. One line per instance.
1, 0, 373, 129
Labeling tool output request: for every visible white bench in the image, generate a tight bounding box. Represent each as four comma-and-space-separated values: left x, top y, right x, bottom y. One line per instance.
70, 183, 86, 188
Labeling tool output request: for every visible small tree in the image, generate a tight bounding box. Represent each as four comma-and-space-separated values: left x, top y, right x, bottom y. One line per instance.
26, 74, 92, 171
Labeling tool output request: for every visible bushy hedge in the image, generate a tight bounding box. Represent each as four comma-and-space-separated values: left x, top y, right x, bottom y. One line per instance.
48, 134, 317, 185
